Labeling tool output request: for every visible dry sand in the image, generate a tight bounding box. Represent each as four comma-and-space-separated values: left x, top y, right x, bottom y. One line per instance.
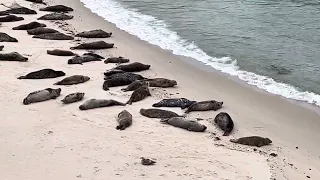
0, 0, 319, 179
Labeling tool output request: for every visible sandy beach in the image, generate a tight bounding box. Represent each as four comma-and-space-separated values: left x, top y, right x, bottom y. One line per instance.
0, 0, 320, 179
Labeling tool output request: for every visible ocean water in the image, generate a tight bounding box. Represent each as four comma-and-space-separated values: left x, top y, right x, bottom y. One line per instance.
80, 0, 320, 106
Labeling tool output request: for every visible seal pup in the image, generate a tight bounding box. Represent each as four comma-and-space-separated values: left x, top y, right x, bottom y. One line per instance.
18, 69, 65, 79
116, 110, 132, 130
214, 112, 234, 136
160, 117, 207, 132
152, 98, 197, 109
0, 15, 24, 22
0, 52, 28, 61
40, 5, 73, 12
0, 45, 3, 51
103, 72, 146, 90
140, 157, 156, 166
67, 55, 101, 64
0, 32, 18, 42
33, 32, 74, 40
185, 100, 223, 113
121, 80, 145, 92
115, 62, 150, 72
37, 13, 73, 20
23, 88, 61, 105
54, 75, 90, 85
27, 27, 59, 35
104, 56, 129, 64
230, 136, 272, 147
75, 29, 112, 38
61, 92, 85, 104
70, 41, 114, 50
26, 0, 46, 5
83, 52, 104, 59
12, 21, 46, 30
79, 99, 125, 110
146, 78, 177, 88
47, 49, 76, 56
126, 82, 151, 105
140, 108, 182, 119
3, 7, 37, 14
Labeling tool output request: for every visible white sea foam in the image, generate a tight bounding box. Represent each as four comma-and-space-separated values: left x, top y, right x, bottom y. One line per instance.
80, 0, 320, 106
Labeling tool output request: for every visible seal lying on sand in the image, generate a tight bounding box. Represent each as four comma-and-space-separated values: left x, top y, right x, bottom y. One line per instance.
115, 62, 150, 72
147, 78, 177, 88
23, 88, 61, 105
160, 117, 207, 132
121, 80, 145, 92
126, 82, 151, 105
0, 12, 9, 16
26, 0, 46, 5
70, 41, 114, 50
33, 32, 74, 40
18, 69, 65, 79
38, 13, 73, 20
27, 27, 59, 35
152, 98, 196, 109
0, 52, 28, 62
47, 49, 76, 56
214, 112, 234, 136
68, 55, 102, 64
0, 32, 18, 42
116, 110, 132, 130
185, 100, 223, 113
40, 5, 73, 12
3, 7, 37, 14
0, 15, 24, 22
79, 99, 125, 110
103, 72, 146, 90
83, 52, 104, 59
0, 45, 3, 51
54, 75, 90, 85
75, 29, 112, 38
12, 21, 46, 30
230, 136, 272, 147
104, 56, 129, 64
104, 69, 125, 76
140, 108, 182, 119
61, 92, 85, 104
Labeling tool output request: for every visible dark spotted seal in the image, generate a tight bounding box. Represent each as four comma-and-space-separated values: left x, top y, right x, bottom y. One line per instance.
214, 112, 234, 136
147, 78, 177, 88
40, 5, 73, 12
0, 52, 28, 62
116, 110, 132, 130
27, 27, 59, 35
23, 88, 61, 105
75, 29, 112, 38
0, 15, 24, 22
38, 13, 73, 20
103, 72, 146, 90
115, 62, 150, 72
79, 99, 125, 110
121, 80, 145, 92
3, 7, 37, 14
54, 75, 90, 85
67, 55, 101, 64
126, 82, 151, 105
104, 56, 129, 64
0, 32, 18, 42
61, 92, 85, 104
18, 69, 65, 79
83, 52, 104, 59
12, 21, 46, 30
160, 117, 207, 132
0, 45, 3, 51
47, 49, 77, 56
70, 41, 114, 50
140, 108, 182, 119
33, 32, 74, 40
185, 100, 223, 113
152, 98, 196, 109
26, 0, 46, 5
230, 136, 272, 147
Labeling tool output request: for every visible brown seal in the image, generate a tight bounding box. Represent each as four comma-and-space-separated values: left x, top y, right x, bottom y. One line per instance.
2, 7, 37, 15
33, 32, 74, 40
70, 41, 114, 50
160, 117, 207, 132
140, 108, 182, 119
126, 82, 151, 105
54, 75, 90, 85
0, 15, 24, 22
47, 49, 77, 56
185, 100, 223, 113
40, 5, 73, 12
104, 56, 129, 64
18, 69, 65, 79
115, 62, 150, 72
61, 92, 85, 104
12, 21, 46, 30
27, 27, 59, 35
0, 52, 28, 62
37, 13, 73, 20
79, 99, 125, 110
152, 98, 196, 109
67, 55, 102, 64
75, 29, 112, 38
116, 110, 133, 130
214, 112, 234, 136
83, 52, 104, 59
230, 136, 272, 147
146, 78, 177, 88
0, 32, 18, 42
23, 88, 61, 105
26, 0, 46, 5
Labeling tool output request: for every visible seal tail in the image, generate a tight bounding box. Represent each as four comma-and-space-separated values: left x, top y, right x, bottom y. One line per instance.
17, 76, 26, 79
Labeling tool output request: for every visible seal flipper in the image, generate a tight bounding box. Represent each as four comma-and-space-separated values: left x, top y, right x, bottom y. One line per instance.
160, 118, 169, 123
116, 125, 124, 130
17, 76, 26, 79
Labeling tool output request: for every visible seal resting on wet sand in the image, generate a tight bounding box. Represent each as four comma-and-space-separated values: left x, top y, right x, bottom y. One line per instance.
12, 21, 46, 30
75, 29, 112, 38
146, 78, 177, 88
83, 52, 104, 59
152, 98, 196, 109
0, 52, 28, 62
23, 88, 61, 105
116, 110, 132, 130
26, 0, 46, 5
230, 136, 272, 147
0, 15, 24, 22
38, 13, 73, 20
140, 108, 182, 119
2, 7, 37, 14
54, 75, 90, 85
27, 27, 59, 35
47, 49, 77, 56
40, 5, 73, 12
0, 32, 18, 42
104, 56, 129, 64
126, 82, 151, 105
214, 112, 234, 136
70, 41, 114, 50
33, 32, 74, 40
67, 55, 102, 64
115, 62, 150, 72
61, 92, 85, 104
185, 100, 223, 113
79, 99, 125, 110
0, 45, 3, 51
18, 69, 65, 79
103, 72, 146, 90
160, 117, 207, 132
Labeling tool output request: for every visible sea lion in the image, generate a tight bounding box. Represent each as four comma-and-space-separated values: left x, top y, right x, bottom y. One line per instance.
116, 110, 132, 130
33, 32, 74, 40
70, 41, 114, 50
23, 88, 61, 105
126, 82, 151, 105
140, 108, 182, 119
0, 52, 28, 62
3, 7, 37, 14
104, 56, 129, 64
160, 117, 207, 132
61, 92, 85, 104
103, 72, 146, 90
40, 5, 73, 12
18, 68, 65, 79
0, 32, 18, 42
75, 29, 112, 38
0, 45, 3, 51
79, 99, 125, 110
27, 27, 59, 35
37, 13, 73, 20
47, 49, 76, 56
83, 52, 104, 59
54, 75, 90, 85
67, 55, 101, 64
230, 136, 272, 147
26, 0, 46, 5
147, 78, 177, 88
0, 15, 24, 22
115, 62, 150, 72
103, 69, 125, 76
140, 157, 156, 166
121, 80, 145, 92
152, 98, 197, 109
185, 100, 223, 113
12, 21, 46, 30
214, 112, 234, 136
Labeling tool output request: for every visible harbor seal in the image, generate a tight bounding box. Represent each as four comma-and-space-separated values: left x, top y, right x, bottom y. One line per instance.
115, 62, 150, 72
0, 52, 28, 62
104, 56, 129, 64
185, 100, 223, 113
0, 32, 18, 42
18, 69, 65, 79
12, 21, 46, 30
116, 110, 132, 130
160, 117, 207, 132
126, 82, 151, 105
121, 80, 145, 92
0, 45, 3, 51
47, 49, 76, 56
230, 136, 272, 147
67, 55, 101, 64
54, 75, 90, 85
147, 78, 177, 88
33, 32, 74, 40
0, 12, 9, 16
79, 99, 125, 110
103, 72, 146, 90
61, 92, 85, 104
40, 5, 73, 12
103, 69, 125, 76
3, 7, 37, 14
75, 29, 112, 38
0, 15, 24, 22
26, 0, 46, 5
83, 52, 104, 59
152, 98, 196, 109
38, 13, 73, 20
214, 112, 234, 136
140, 108, 182, 119
27, 27, 59, 35
70, 41, 114, 50
23, 88, 61, 105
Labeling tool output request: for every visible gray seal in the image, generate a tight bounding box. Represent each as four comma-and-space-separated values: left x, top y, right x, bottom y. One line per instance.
70, 41, 114, 50
185, 100, 223, 113
61, 92, 85, 104
116, 110, 132, 130
47, 49, 77, 56
140, 108, 182, 119
146, 78, 177, 88
27, 27, 59, 35
104, 56, 129, 64
33, 32, 74, 40
103, 69, 125, 76
40, 5, 73, 12
18, 68, 65, 79
2, 7, 36, 15
79, 99, 125, 110
38, 13, 73, 20
230, 136, 272, 147
68, 55, 101, 64
12, 21, 46, 30
152, 98, 196, 109
0, 15, 24, 22
23, 88, 61, 105
115, 62, 150, 72
121, 80, 145, 92
75, 29, 112, 38
0, 52, 28, 62
103, 72, 146, 90
83, 52, 104, 59
54, 75, 90, 85
0, 32, 18, 42
160, 117, 207, 132
214, 112, 234, 136
126, 82, 151, 105
26, 0, 46, 5
0, 45, 3, 51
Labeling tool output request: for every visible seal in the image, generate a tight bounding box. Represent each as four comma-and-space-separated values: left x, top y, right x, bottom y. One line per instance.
140, 157, 156, 166
39, 5, 73, 12
116, 110, 133, 130
79, 99, 125, 110
27, 27, 59, 35
185, 100, 223, 113
33, 32, 74, 40
214, 112, 234, 136
126, 82, 151, 105
121, 80, 145, 92
104, 56, 129, 64
3, 7, 37, 14
0, 12, 9, 16
83, 52, 104, 59
0, 52, 28, 62
140, 108, 182, 118
160, 117, 207, 132
146, 78, 177, 88
67, 55, 102, 65
47, 49, 77, 56
18, 68, 65, 79
0, 45, 3, 51
0, 15, 24, 22
0, 32, 18, 42
26, 0, 46, 5
23, 88, 61, 105
61, 92, 85, 104
75, 29, 112, 38
152, 98, 196, 109
115, 62, 150, 72
103, 69, 125, 76
54, 75, 90, 85
230, 136, 272, 147
12, 21, 46, 30
37, 13, 73, 20
103, 72, 146, 90
70, 41, 114, 50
